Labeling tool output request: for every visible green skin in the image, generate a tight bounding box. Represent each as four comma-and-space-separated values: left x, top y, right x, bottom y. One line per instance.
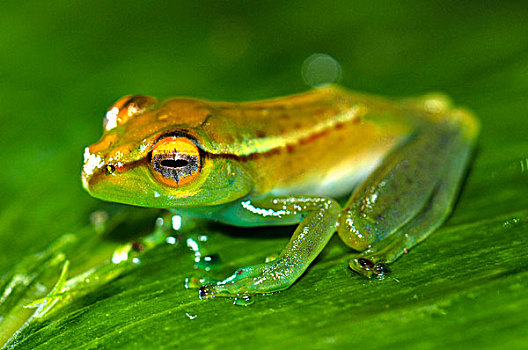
82, 86, 479, 300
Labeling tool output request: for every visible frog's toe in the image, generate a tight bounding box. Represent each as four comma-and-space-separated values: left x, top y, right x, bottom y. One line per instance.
198, 284, 216, 299
198, 265, 262, 299
349, 257, 391, 279
198, 260, 292, 299
199, 276, 255, 299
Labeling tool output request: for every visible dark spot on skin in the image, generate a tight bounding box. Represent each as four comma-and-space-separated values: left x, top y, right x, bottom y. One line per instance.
256, 130, 266, 138
131, 242, 144, 252
286, 145, 296, 153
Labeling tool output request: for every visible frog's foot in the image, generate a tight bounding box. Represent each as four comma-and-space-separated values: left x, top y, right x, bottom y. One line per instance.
347, 233, 410, 278
348, 251, 391, 279
199, 259, 296, 300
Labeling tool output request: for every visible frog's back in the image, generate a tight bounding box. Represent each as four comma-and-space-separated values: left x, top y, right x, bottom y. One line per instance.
199, 86, 413, 197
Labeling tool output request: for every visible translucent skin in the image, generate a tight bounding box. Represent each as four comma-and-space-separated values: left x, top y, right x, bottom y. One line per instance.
82, 85, 479, 298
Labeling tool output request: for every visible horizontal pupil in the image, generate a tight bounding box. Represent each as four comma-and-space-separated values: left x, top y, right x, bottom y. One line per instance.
161, 159, 189, 168
151, 151, 200, 186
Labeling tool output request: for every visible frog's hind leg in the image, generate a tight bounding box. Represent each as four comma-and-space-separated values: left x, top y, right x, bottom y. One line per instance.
348, 150, 471, 277
338, 109, 478, 278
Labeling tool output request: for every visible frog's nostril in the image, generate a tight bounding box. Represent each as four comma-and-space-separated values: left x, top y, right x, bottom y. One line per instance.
105, 164, 116, 174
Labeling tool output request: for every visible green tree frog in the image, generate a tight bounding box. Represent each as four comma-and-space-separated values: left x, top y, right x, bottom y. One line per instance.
82, 85, 478, 299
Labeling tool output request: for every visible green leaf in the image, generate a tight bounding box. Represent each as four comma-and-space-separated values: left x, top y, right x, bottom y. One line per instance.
1, 1, 527, 349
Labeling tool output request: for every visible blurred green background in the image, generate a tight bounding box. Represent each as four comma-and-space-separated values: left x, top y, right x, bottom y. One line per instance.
1, 0, 528, 348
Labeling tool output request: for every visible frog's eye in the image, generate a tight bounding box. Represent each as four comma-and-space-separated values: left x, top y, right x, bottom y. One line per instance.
104, 95, 158, 131
149, 136, 201, 187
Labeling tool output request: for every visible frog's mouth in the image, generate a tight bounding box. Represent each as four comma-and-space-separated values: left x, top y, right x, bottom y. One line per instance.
83, 160, 149, 192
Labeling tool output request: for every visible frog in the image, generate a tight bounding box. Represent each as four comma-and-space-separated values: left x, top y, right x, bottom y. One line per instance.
81, 85, 479, 300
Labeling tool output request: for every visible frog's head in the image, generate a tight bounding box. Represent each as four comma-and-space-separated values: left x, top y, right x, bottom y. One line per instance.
82, 95, 253, 208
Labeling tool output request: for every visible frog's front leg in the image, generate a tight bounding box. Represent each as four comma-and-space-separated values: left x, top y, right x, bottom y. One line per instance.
200, 196, 340, 298
338, 109, 478, 278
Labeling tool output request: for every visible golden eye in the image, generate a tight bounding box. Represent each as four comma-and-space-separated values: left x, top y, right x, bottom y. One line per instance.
150, 136, 201, 187
104, 95, 158, 131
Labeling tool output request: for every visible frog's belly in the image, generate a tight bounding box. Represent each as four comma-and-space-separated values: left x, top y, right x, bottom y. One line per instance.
269, 152, 384, 198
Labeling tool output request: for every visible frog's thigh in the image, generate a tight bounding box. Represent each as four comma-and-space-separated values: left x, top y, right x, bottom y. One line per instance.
337, 121, 476, 278
203, 196, 340, 297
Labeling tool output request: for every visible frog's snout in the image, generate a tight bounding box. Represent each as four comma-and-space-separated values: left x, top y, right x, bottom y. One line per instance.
82, 146, 104, 190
